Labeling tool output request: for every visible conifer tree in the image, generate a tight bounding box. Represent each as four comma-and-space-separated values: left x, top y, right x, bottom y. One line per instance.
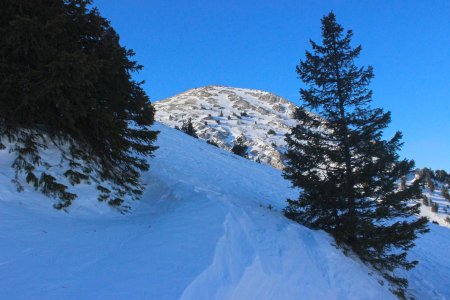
231, 135, 248, 158
0, 0, 158, 209
442, 187, 450, 201
422, 169, 435, 192
435, 169, 448, 183
431, 202, 439, 213
207, 139, 219, 147
267, 129, 276, 135
284, 12, 428, 298
400, 176, 407, 191
181, 118, 198, 138
428, 179, 435, 193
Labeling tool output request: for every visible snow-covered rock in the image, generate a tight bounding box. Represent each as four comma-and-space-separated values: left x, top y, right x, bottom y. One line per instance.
154, 85, 298, 169
420, 185, 450, 228
0, 123, 449, 299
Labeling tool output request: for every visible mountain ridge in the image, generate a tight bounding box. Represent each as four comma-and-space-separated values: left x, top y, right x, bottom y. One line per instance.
154, 85, 299, 169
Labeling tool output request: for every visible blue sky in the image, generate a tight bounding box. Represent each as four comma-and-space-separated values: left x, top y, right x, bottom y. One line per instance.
94, 0, 449, 170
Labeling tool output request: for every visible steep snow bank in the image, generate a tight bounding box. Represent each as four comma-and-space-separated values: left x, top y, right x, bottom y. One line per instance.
0, 123, 448, 299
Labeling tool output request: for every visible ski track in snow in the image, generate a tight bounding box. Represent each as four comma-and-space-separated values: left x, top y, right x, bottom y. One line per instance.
0, 123, 448, 299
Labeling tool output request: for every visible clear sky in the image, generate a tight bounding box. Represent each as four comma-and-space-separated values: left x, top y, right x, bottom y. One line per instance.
94, 0, 449, 170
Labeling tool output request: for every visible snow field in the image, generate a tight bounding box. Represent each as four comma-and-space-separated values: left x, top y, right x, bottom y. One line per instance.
0, 123, 448, 299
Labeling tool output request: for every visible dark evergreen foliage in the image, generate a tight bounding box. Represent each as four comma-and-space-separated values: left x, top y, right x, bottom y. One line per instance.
400, 176, 407, 191
283, 12, 428, 298
428, 179, 435, 193
181, 118, 197, 138
431, 201, 439, 213
267, 129, 276, 135
422, 168, 435, 179
420, 168, 450, 185
435, 169, 449, 183
231, 136, 248, 158
207, 139, 219, 147
0, 0, 158, 209
442, 187, 450, 201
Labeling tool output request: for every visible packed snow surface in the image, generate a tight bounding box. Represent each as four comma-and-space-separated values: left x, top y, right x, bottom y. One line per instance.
1, 123, 449, 299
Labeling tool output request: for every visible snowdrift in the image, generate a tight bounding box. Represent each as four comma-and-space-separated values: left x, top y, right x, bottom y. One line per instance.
0, 123, 449, 299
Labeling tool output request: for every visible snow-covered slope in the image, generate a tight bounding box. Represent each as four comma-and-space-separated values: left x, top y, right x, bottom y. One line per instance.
1, 123, 449, 299
420, 184, 450, 228
154, 86, 298, 169
155, 85, 450, 226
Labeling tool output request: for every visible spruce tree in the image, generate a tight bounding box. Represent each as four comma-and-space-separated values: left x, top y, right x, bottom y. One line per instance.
428, 179, 435, 193
435, 169, 448, 183
231, 135, 248, 158
400, 176, 407, 191
422, 169, 435, 192
0, 0, 158, 209
284, 12, 428, 298
267, 129, 276, 135
181, 118, 198, 138
207, 139, 219, 147
442, 187, 450, 201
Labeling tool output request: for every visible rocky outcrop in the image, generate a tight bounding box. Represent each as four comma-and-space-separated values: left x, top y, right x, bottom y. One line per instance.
154, 85, 299, 169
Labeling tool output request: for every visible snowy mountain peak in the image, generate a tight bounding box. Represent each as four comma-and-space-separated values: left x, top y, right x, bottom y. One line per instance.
154, 86, 298, 169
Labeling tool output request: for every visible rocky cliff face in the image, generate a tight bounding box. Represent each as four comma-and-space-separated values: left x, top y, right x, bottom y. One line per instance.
154, 85, 298, 169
